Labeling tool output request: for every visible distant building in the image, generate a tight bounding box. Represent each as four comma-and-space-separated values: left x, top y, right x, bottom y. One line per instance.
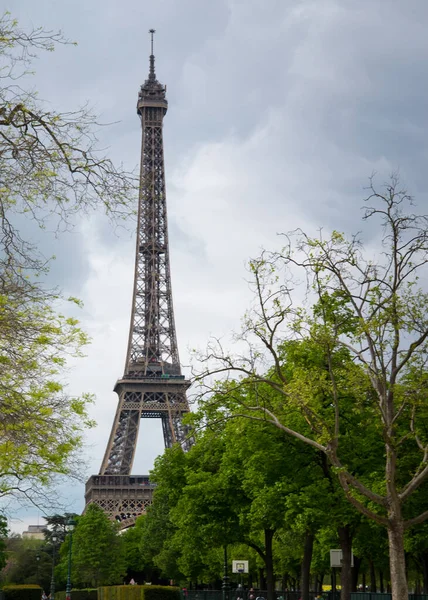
22, 525, 45, 540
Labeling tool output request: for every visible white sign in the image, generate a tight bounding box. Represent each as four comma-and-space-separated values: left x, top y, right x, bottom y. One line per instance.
232, 560, 249, 573
330, 549, 354, 568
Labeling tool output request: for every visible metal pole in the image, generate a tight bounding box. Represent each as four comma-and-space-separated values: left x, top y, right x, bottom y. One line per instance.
65, 530, 73, 600
222, 546, 230, 600
50, 543, 56, 600
332, 568, 336, 600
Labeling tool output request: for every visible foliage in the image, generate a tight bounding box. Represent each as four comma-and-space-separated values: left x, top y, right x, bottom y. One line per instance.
2, 584, 42, 600
0, 536, 52, 591
0, 514, 7, 571
121, 516, 161, 583
0, 10, 136, 503
353, 520, 389, 581
0, 283, 94, 499
194, 176, 428, 599
143, 411, 340, 594
97, 585, 180, 600
139, 447, 188, 582
143, 586, 181, 600
0, 12, 136, 274
55, 589, 97, 600
57, 504, 125, 588
98, 586, 142, 600
43, 513, 79, 546
123, 519, 146, 574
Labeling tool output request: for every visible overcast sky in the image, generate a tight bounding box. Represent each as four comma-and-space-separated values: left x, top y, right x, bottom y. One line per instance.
6, 0, 428, 532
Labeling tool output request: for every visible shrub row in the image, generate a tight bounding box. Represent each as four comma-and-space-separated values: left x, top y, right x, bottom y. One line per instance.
98, 584, 181, 600
98, 587, 141, 600
56, 589, 98, 600
144, 587, 181, 600
2, 585, 42, 600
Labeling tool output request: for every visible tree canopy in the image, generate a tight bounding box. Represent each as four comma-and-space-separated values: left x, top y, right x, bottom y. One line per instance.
0, 12, 137, 504
194, 177, 428, 600
56, 504, 125, 588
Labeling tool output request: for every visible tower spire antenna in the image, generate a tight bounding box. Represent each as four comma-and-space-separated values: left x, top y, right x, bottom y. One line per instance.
148, 28, 156, 80
149, 28, 155, 55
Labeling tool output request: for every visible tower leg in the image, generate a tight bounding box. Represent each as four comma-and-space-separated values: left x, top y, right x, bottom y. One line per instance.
100, 394, 141, 474
162, 414, 175, 448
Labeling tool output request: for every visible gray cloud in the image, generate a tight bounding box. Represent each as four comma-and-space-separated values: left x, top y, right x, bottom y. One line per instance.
6, 0, 428, 530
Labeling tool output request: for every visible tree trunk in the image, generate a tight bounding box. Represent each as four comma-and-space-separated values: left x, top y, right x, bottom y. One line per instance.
351, 556, 362, 592
264, 529, 275, 600
338, 525, 352, 600
369, 560, 376, 592
300, 531, 314, 600
318, 574, 325, 596
387, 519, 408, 600
379, 569, 384, 593
258, 567, 265, 591
416, 579, 421, 594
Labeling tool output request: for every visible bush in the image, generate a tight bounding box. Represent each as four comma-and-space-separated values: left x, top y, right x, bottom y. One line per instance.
143, 586, 181, 600
98, 585, 139, 600
98, 584, 181, 600
56, 589, 98, 600
2, 584, 42, 600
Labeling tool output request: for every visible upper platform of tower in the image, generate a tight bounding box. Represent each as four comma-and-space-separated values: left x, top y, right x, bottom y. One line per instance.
137, 29, 168, 115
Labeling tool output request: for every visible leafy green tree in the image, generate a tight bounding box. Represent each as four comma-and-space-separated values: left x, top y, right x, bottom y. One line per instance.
195, 177, 428, 600
123, 517, 146, 575
146, 411, 334, 599
353, 520, 389, 592
122, 516, 161, 584
43, 513, 79, 546
55, 505, 125, 587
0, 12, 136, 503
0, 286, 94, 500
198, 356, 374, 600
140, 446, 188, 582
0, 536, 52, 590
217, 416, 325, 600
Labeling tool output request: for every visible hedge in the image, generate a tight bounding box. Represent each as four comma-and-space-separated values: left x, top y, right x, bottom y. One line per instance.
56, 589, 98, 600
143, 586, 181, 600
2, 584, 42, 600
98, 584, 181, 600
98, 586, 140, 600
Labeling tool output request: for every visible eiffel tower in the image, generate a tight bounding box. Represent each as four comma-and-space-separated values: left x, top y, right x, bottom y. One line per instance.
85, 31, 191, 528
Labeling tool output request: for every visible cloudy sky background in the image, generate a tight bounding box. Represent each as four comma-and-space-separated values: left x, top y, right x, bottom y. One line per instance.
6, 0, 428, 531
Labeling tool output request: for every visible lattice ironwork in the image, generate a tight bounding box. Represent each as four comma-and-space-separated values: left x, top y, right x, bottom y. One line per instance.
85, 32, 191, 529
126, 37, 178, 380
85, 475, 155, 526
